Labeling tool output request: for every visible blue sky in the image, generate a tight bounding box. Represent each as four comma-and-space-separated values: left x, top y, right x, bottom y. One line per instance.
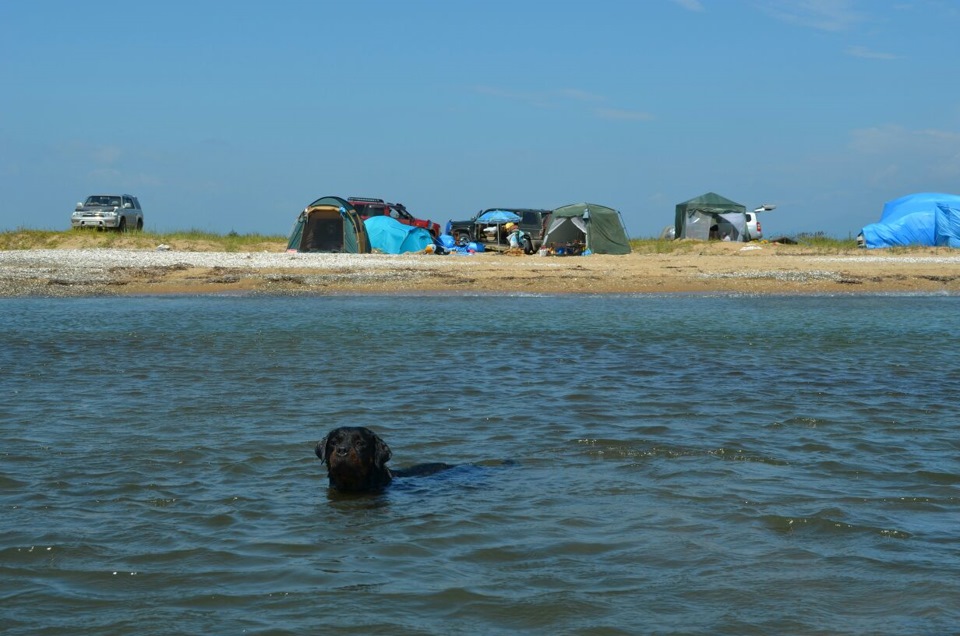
2, 0, 959, 238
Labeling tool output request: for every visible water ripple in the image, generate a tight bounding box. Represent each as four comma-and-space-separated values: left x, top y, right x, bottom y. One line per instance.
2, 295, 959, 635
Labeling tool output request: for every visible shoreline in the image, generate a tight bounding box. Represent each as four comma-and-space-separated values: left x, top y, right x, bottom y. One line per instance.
3, 244, 960, 297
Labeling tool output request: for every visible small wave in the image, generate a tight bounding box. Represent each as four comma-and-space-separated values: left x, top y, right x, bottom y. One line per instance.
762, 514, 912, 539
575, 439, 788, 465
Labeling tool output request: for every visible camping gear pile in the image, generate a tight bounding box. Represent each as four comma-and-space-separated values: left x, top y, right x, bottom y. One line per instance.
287, 198, 632, 256
475, 209, 522, 246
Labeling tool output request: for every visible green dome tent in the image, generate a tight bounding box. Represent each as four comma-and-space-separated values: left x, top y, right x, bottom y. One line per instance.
542, 202, 631, 255
286, 196, 371, 253
674, 192, 747, 241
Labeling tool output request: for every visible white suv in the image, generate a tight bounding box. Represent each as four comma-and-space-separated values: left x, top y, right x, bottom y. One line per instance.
744, 211, 762, 241
745, 204, 775, 241
72, 194, 144, 231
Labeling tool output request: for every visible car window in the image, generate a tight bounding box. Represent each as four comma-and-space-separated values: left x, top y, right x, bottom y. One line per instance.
521, 211, 540, 225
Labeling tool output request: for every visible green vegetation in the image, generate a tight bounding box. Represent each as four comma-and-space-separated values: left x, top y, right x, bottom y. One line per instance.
0, 229, 912, 256
0, 229, 72, 250
789, 234, 860, 252
154, 229, 287, 252
627, 235, 860, 254
0, 229, 287, 252
627, 238, 702, 254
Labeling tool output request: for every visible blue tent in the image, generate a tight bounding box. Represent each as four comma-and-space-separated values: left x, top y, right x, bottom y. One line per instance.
364, 215, 434, 254
860, 192, 960, 248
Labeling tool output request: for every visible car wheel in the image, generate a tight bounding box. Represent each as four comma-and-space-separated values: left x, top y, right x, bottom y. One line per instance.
522, 236, 534, 254
118, 218, 127, 232
136, 218, 143, 231
455, 231, 470, 246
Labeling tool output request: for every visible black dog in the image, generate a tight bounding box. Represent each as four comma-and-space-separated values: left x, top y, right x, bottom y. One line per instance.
316, 426, 452, 493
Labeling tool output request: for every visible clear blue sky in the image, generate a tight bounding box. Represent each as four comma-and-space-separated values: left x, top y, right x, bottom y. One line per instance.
3, 0, 958, 238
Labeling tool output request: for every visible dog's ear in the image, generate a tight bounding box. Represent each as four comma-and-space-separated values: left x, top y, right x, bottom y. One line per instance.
315, 436, 329, 463
373, 434, 392, 468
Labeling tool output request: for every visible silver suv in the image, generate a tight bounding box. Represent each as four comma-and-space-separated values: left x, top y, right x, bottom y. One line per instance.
744, 211, 762, 241
72, 194, 144, 231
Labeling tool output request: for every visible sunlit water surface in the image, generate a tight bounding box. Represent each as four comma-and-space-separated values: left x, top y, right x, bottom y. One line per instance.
2, 294, 958, 635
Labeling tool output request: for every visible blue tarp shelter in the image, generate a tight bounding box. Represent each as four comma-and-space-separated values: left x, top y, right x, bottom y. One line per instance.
860, 192, 960, 248
364, 215, 434, 254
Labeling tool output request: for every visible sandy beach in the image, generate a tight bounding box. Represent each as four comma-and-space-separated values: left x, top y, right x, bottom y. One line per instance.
3, 241, 960, 297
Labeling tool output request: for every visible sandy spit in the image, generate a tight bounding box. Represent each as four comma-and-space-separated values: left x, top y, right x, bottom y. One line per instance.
3, 244, 960, 297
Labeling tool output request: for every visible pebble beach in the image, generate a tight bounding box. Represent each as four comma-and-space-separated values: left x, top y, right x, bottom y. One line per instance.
3, 242, 960, 296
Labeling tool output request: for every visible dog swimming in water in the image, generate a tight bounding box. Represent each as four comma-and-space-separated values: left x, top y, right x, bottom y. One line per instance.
315, 426, 452, 493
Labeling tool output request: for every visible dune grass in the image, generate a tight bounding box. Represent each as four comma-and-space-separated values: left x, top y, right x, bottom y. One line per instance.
626, 235, 860, 254
154, 229, 288, 252
1, 228, 869, 255
0, 229, 287, 252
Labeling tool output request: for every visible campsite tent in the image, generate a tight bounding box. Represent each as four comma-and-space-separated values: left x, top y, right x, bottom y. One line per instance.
541, 203, 631, 255
286, 196, 371, 253
364, 215, 434, 254
860, 192, 960, 248
674, 192, 747, 241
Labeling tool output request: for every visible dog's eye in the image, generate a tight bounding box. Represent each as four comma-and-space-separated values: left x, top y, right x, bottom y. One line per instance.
354, 440, 366, 449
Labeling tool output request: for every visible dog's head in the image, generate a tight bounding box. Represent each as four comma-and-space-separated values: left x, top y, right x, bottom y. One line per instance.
316, 426, 393, 492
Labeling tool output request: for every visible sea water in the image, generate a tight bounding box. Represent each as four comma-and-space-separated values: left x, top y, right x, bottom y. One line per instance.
1, 294, 958, 635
